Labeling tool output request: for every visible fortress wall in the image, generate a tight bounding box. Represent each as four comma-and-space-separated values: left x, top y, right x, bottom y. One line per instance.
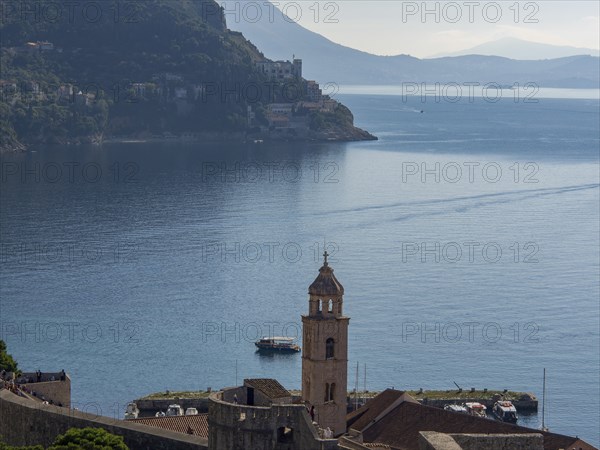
0, 389, 208, 450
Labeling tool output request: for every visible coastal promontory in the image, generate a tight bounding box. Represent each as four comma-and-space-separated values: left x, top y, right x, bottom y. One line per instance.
0, 0, 376, 152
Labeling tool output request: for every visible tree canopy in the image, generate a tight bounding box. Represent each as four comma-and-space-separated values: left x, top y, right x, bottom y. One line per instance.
0, 340, 18, 373
0, 428, 129, 450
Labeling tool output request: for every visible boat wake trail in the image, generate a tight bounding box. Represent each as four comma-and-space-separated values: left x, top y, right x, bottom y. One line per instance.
315, 184, 600, 226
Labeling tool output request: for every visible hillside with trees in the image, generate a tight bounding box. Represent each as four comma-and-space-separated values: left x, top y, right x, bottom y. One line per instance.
0, 0, 374, 152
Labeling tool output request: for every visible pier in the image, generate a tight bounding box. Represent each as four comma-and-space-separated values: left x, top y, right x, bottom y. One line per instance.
407, 389, 538, 412
133, 388, 538, 418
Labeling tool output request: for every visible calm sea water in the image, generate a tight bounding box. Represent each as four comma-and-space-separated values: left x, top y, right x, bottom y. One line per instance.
1, 94, 598, 444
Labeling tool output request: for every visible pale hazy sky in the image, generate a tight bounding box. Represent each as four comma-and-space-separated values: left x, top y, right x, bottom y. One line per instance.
252, 1, 600, 57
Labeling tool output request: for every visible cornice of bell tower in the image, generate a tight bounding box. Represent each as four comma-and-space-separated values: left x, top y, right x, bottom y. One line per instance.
307, 251, 345, 318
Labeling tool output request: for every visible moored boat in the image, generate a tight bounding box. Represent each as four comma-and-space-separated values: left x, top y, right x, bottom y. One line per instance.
492, 400, 518, 423
444, 404, 468, 414
166, 404, 184, 416
124, 402, 139, 420
465, 402, 487, 418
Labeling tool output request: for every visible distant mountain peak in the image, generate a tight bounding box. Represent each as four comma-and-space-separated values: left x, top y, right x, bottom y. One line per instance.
430, 37, 600, 60
224, 3, 599, 88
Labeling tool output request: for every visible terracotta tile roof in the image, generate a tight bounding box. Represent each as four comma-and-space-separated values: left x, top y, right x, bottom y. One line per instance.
244, 378, 291, 400
349, 390, 597, 450
130, 414, 209, 438
347, 389, 417, 431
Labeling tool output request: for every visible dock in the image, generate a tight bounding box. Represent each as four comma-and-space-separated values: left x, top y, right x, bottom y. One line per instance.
132, 388, 538, 418
407, 389, 538, 412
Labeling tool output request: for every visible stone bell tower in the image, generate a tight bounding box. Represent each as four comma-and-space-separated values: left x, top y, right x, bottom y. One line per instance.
302, 252, 349, 436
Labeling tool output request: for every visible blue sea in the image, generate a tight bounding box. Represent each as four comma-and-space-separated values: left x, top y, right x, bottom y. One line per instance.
1, 92, 598, 445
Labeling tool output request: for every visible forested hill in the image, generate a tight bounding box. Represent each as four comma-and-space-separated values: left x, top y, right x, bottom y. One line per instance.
1, 0, 263, 83
1, 0, 325, 151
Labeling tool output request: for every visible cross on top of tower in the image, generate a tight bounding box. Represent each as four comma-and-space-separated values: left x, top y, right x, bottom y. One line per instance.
309, 251, 343, 295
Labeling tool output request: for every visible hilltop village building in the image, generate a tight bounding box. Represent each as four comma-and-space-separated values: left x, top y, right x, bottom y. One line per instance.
256, 59, 303, 80
0, 255, 598, 449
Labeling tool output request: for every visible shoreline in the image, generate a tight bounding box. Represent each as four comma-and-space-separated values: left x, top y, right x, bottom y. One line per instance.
2, 128, 377, 153
104, 127, 378, 145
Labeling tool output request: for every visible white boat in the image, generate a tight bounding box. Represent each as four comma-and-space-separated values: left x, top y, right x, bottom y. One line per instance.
185, 407, 199, 416
492, 401, 518, 423
124, 402, 139, 420
155, 411, 166, 417
465, 402, 487, 418
166, 404, 184, 416
444, 404, 467, 414
255, 336, 300, 353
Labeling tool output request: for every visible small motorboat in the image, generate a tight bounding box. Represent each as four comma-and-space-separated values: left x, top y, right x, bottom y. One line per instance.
492, 400, 518, 423
165, 404, 184, 416
185, 407, 199, 416
255, 336, 300, 353
444, 404, 467, 414
465, 402, 487, 418
124, 402, 139, 420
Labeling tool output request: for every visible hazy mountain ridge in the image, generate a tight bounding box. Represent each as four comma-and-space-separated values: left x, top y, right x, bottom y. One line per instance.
227, 2, 599, 88
430, 37, 600, 60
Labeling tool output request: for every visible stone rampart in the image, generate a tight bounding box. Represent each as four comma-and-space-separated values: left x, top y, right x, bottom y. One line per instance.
0, 389, 208, 450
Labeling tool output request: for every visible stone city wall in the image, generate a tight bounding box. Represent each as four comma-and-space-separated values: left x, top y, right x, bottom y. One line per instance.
208, 389, 338, 450
0, 389, 208, 450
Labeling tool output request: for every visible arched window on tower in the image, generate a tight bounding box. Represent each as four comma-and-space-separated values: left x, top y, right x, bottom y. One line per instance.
318, 299, 322, 313
326, 338, 335, 359
327, 299, 333, 313
324, 383, 330, 402
329, 383, 336, 402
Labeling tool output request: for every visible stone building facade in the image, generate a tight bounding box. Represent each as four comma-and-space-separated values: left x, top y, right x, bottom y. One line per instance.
207, 386, 338, 450
17, 371, 71, 407
256, 59, 302, 80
